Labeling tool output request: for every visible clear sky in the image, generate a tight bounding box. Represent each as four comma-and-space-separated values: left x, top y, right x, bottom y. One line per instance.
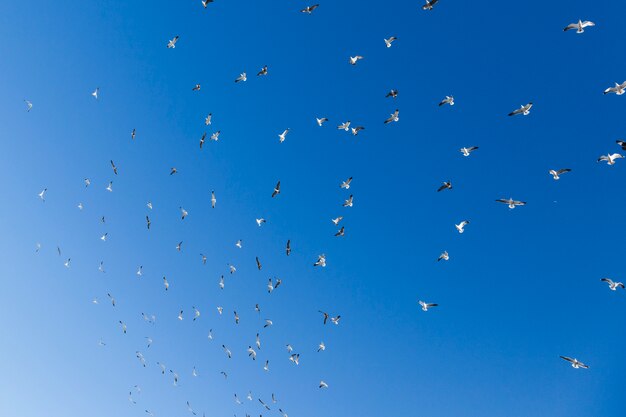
1, 1, 625, 416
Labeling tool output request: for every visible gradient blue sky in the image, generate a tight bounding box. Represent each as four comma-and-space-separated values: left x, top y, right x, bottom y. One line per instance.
1, 1, 625, 416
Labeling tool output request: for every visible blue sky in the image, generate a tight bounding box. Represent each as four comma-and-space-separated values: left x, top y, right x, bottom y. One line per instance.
1, 0, 625, 416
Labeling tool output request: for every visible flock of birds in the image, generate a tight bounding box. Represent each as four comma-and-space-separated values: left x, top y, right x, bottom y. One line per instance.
25, 1, 625, 416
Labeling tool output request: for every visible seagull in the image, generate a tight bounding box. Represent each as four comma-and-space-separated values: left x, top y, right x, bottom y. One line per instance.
217, 306, 223, 315
318, 342, 326, 352
119, 320, 127, 334
247, 392, 253, 401
264, 319, 273, 328
455, 220, 470, 234
313, 254, 327, 267
264, 360, 270, 371
92, 87, 99, 99
236, 240, 242, 248
256, 333, 261, 350
437, 251, 449, 262
384, 109, 400, 124
210, 131, 220, 141
211, 190, 216, 208
319, 311, 330, 324
192, 367, 198, 377
247, 346, 257, 360
170, 370, 179, 386
268, 279, 274, 293
384, 36, 398, 48
598, 153, 624, 165
64, 258, 71, 268
422, 0, 439, 10
495, 198, 527, 209
167, 36, 179, 48
386, 89, 398, 98
131, 129, 136, 140
439, 95, 455, 106
332, 216, 343, 225
205, 113, 212, 125
98, 261, 106, 273
549, 168, 572, 180
170, 167, 179, 176
107, 293, 116, 307
278, 129, 290, 143
508, 103, 533, 116
259, 399, 271, 410
272, 181, 281, 197
163, 276, 169, 291
343, 195, 353, 207
208, 329, 213, 340
301, 4, 319, 13
222, 345, 232, 358
235, 72, 247, 83
286, 344, 294, 353
419, 301, 438, 311
563, 20, 595, 33
219, 275, 224, 289
202, 0, 213, 7
146, 216, 151, 230
157, 362, 166, 374
106, 182, 113, 192
257, 65, 268, 76
136, 351, 146, 367
256, 256, 262, 270
24, 100, 33, 111
314, 117, 329, 127
100, 233, 108, 242
200, 254, 207, 264
38, 188, 47, 201
334, 226, 345, 237
460, 146, 479, 157
187, 401, 197, 416
340, 177, 353, 189
437, 181, 452, 192
616, 140, 626, 150
319, 381, 329, 389
289, 354, 300, 365
192, 84, 201, 91
145, 337, 153, 347
349, 55, 364, 65
604, 81, 626, 95
228, 264, 236, 274
84, 178, 91, 187
234, 310, 239, 324
337, 121, 351, 131
147, 201, 153, 210
177, 310, 184, 321
286, 239, 291, 256
330, 315, 341, 325
180, 207, 188, 219
256, 218, 266, 227
600, 278, 625, 291
193, 306, 201, 321
176, 241, 183, 251
560, 356, 589, 369
351, 126, 365, 136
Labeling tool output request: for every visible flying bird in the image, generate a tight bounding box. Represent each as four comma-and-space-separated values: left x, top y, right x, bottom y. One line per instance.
460, 146, 479, 157
256, 218, 266, 227
180, 207, 188, 219
92, 87, 99, 99
419, 301, 438, 311
301, 4, 319, 13
439, 96, 455, 106
549, 168, 571, 180
563, 20, 595, 33
337, 121, 351, 131
351, 126, 365, 136
235, 72, 247, 83
272, 181, 281, 197
560, 356, 589, 369
604, 81, 626, 95
167, 36, 179, 48
597, 153, 624, 165
349, 56, 364, 65
422, 0, 439, 10
438, 251, 449, 262
384, 36, 398, 48
192, 84, 201, 91
508, 103, 533, 116
24, 100, 33, 111
384, 109, 400, 124
211, 190, 216, 208
278, 129, 290, 143
38, 188, 47, 202
314, 254, 327, 267
437, 181, 452, 192
600, 278, 625, 291
205, 113, 212, 125
316, 117, 328, 126
286, 240, 291, 256
343, 195, 353, 207
496, 198, 526, 209
455, 220, 470, 234
110, 160, 118, 175
340, 177, 353, 189
257, 65, 268, 76
386, 89, 398, 98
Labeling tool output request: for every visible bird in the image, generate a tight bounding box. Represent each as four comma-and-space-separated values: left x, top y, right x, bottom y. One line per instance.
319, 381, 329, 389
330, 316, 341, 325
351, 126, 365, 136
110, 160, 118, 175
247, 346, 257, 360
289, 354, 300, 365
349, 55, 364, 65
256, 333, 261, 350
177, 310, 184, 321
211, 190, 216, 208
156, 362, 166, 374
560, 356, 589, 369
508, 103, 533, 116
131, 129, 136, 140
193, 306, 201, 321
437, 181, 452, 192
187, 401, 197, 416
146, 216, 151, 229
318, 342, 326, 352
77, 202, 83, 211
319, 311, 330, 324
604, 82, 626, 95
92, 87, 99, 99
170, 370, 179, 386
439, 96, 455, 106
340, 177, 353, 189
147, 201, 153, 210
419, 301, 438, 311
384, 109, 399, 124
384, 36, 398, 48
221, 345, 232, 359
386, 89, 399, 99
259, 399, 271, 410
616, 140, 626, 150
192, 84, 201, 91
278, 129, 290, 143
107, 293, 116, 307
256, 218, 266, 227
236, 240, 243, 248
167, 36, 179, 48
256, 256, 262, 270
597, 153, 624, 165
180, 207, 188, 219
422, 0, 439, 10
257, 65, 268, 76
272, 181, 281, 197
264, 319, 273, 328
163, 277, 169, 291
136, 266, 143, 276
24, 100, 33, 111
235, 72, 247, 83
316, 117, 329, 126
600, 278, 625, 291
343, 195, 353, 207
228, 264, 236, 274
38, 188, 47, 202
234, 311, 239, 324
563, 20, 595, 33
210, 131, 220, 141
176, 241, 183, 251
119, 320, 127, 334
286, 239, 291, 256
314, 254, 327, 267
337, 121, 351, 131
100, 233, 108, 242
334, 226, 345, 237
202, 0, 213, 7
64, 258, 71, 268
205, 113, 212, 125
267, 279, 274, 293
219, 275, 225, 289
455, 220, 470, 234
301, 4, 319, 13
460, 146, 479, 157
495, 198, 527, 209
200, 254, 207, 264
332, 216, 343, 225
549, 168, 572, 180
438, 251, 449, 262
84, 178, 91, 187
170, 167, 178, 175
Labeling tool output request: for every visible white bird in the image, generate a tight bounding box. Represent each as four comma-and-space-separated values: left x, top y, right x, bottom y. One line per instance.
437, 251, 449, 262
460, 146, 479, 157
106, 182, 113, 192
384, 36, 397, 48
170, 370, 179, 386
332, 216, 343, 225
560, 356, 589, 369
145, 337, 153, 347
264, 360, 270, 371
147, 201, 153, 210
256, 333, 261, 350
207, 329, 213, 340
167, 36, 179, 48
107, 293, 116, 307
600, 278, 625, 291
508, 103, 533, 116
340, 177, 353, 189
187, 401, 197, 416
343, 195, 353, 207
267, 279, 274, 293
604, 81, 626, 95
217, 306, 223, 315
349, 55, 364, 65
235, 240, 242, 248
278, 129, 290, 143
419, 300, 438, 311
64, 258, 71, 268
384, 109, 399, 124
330, 315, 341, 325
202, 0, 214, 7
38, 188, 47, 202
210, 131, 220, 141
100, 233, 108, 242
316, 117, 328, 126
92, 87, 99, 99
256, 218, 266, 227
84, 178, 91, 187
455, 220, 470, 234
264, 319, 273, 328
597, 153, 624, 165
247, 346, 257, 360
24, 100, 33, 111
157, 362, 166, 374
219, 275, 225, 289
77, 202, 83, 210
228, 264, 236, 274
549, 168, 572, 180
205, 113, 212, 125
319, 380, 329, 389
193, 306, 201, 321
211, 190, 216, 208
222, 344, 232, 358
176, 241, 183, 251
286, 344, 294, 352
180, 207, 188, 220
192, 367, 198, 377
422, 0, 439, 10
247, 392, 253, 401
351, 126, 365, 136
337, 121, 351, 131
98, 261, 105, 273
289, 353, 300, 365
163, 276, 169, 291
177, 310, 184, 321
301, 4, 319, 13
495, 198, 527, 209
235, 72, 247, 83
439, 96, 455, 106
318, 342, 326, 352
119, 320, 127, 334
314, 254, 326, 267
563, 20, 595, 33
